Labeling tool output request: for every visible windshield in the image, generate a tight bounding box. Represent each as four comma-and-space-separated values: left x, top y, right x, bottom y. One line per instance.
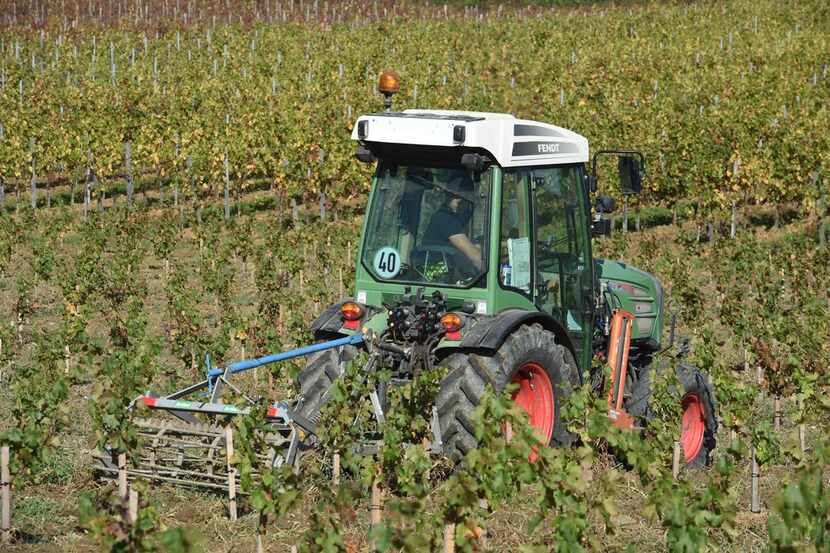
362, 162, 490, 287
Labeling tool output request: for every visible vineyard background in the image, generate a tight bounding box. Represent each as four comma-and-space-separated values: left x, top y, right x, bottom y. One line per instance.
0, 0, 829, 552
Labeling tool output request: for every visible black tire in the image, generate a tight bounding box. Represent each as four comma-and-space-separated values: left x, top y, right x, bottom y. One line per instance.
676, 363, 718, 467
435, 323, 580, 463
625, 361, 718, 467
296, 343, 358, 423
626, 361, 656, 422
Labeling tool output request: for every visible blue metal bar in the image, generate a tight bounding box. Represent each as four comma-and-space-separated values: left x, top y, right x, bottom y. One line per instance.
207, 333, 364, 379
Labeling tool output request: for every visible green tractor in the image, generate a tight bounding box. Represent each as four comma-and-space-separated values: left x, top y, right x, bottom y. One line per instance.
301, 73, 718, 467
95, 73, 718, 490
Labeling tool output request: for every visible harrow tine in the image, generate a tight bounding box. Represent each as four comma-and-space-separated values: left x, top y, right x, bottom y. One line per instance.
283, 429, 299, 469
95, 417, 294, 491
93, 335, 366, 491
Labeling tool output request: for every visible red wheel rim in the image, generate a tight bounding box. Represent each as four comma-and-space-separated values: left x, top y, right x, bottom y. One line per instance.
680, 393, 705, 463
511, 362, 555, 447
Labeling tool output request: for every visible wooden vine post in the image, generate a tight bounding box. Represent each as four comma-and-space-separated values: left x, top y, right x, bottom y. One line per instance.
1, 445, 10, 542
118, 452, 128, 501
125, 142, 134, 209
773, 397, 781, 432
443, 522, 455, 553
750, 447, 760, 513
814, 169, 827, 246
369, 475, 383, 552
730, 158, 740, 239
672, 441, 682, 479
331, 452, 340, 489
223, 150, 230, 221
799, 423, 807, 453
256, 521, 264, 553
225, 426, 237, 521
622, 196, 629, 233
128, 489, 138, 524
798, 397, 806, 453
29, 138, 36, 210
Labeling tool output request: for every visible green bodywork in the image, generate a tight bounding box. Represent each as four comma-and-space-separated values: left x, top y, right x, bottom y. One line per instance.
350, 164, 664, 373
596, 259, 664, 348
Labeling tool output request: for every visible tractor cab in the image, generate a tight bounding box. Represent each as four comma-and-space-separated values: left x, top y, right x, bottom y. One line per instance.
347, 102, 625, 372
311, 71, 716, 467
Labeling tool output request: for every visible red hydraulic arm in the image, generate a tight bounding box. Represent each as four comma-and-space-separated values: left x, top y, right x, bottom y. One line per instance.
607, 309, 636, 429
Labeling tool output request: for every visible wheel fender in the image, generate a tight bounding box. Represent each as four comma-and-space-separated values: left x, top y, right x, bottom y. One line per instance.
447, 309, 578, 365
311, 300, 383, 341
310, 300, 352, 339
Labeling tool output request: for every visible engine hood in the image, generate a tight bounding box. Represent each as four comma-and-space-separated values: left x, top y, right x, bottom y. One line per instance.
595, 258, 664, 349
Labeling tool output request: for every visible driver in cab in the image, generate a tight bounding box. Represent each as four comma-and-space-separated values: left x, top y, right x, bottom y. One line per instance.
423, 173, 482, 271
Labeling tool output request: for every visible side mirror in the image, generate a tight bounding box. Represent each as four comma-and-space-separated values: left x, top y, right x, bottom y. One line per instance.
595, 195, 616, 214
591, 150, 646, 196
618, 156, 643, 195
586, 174, 598, 193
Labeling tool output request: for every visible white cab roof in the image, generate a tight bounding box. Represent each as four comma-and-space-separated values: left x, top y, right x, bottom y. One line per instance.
350, 109, 589, 167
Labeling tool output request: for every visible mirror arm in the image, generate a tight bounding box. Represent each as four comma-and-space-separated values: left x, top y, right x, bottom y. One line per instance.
591, 218, 612, 237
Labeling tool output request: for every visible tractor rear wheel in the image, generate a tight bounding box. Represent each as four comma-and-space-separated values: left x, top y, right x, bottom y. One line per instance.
296, 343, 358, 423
626, 362, 718, 467
435, 323, 579, 462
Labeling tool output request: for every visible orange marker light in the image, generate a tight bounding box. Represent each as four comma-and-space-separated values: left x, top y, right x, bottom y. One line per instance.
341, 302, 363, 321
378, 70, 401, 94
440, 313, 462, 333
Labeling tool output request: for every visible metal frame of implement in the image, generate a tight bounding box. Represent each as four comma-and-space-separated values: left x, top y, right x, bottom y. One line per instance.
135, 332, 365, 431
96, 334, 366, 490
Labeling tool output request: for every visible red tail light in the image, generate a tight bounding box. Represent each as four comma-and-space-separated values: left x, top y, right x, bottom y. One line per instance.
341, 302, 363, 320
341, 302, 363, 330
441, 313, 463, 340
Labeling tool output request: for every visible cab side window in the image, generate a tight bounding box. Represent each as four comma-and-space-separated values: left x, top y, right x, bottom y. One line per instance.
532, 166, 589, 342
499, 170, 531, 293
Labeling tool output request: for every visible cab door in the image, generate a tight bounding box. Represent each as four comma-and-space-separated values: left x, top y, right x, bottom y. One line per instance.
529, 165, 593, 367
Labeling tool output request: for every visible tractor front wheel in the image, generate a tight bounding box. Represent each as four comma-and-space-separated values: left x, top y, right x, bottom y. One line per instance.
435, 323, 579, 462
676, 364, 718, 466
626, 362, 718, 467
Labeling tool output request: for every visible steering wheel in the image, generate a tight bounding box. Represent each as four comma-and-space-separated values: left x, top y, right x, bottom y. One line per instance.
412, 245, 477, 283
537, 234, 569, 254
